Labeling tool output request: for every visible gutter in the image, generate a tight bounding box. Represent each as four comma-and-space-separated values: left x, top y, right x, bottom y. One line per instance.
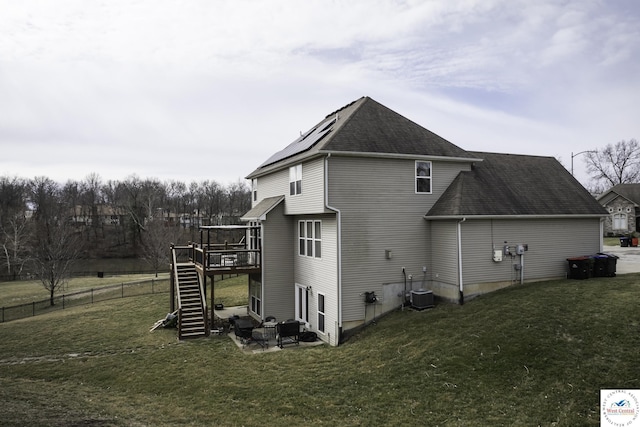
324, 153, 343, 344
425, 214, 607, 221
320, 150, 481, 164
457, 217, 466, 305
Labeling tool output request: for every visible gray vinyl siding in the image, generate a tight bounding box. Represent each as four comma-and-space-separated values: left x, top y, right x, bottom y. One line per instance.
327, 155, 471, 323
429, 220, 460, 285
261, 201, 294, 323
458, 218, 601, 287
252, 157, 327, 215
293, 214, 339, 345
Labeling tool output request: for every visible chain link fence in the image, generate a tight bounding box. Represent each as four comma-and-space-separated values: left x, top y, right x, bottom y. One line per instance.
1, 278, 170, 323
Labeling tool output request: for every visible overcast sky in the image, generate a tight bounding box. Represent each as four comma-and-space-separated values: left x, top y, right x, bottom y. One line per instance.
1, 0, 638, 187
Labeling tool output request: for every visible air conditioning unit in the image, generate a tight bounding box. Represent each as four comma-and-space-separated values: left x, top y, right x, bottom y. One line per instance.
411, 289, 434, 310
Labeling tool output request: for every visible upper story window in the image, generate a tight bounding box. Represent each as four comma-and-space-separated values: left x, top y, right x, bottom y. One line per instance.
251, 179, 257, 201
299, 220, 321, 258
289, 164, 302, 196
415, 161, 432, 194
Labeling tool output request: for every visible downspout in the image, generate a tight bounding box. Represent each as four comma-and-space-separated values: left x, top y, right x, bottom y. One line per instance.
325, 153, 343, 344
260, 221, 265, 320
457, 217, 466, 305
599, 218, 604, 252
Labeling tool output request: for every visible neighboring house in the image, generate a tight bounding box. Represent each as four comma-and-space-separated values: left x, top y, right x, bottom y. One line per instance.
70, 204, 122, 226
597, 184, 640, 235
241, 96, 606, 346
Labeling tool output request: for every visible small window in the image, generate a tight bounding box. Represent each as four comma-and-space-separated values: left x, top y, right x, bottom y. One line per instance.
318, 293, 326, 333
289, 164, 302, 195
252, 179, 257, 201
416, 161, 432, 194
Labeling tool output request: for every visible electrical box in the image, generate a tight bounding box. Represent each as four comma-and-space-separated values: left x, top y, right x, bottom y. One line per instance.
493, 249, 503, 262
516, 244, 528, 255
503, 244, 511, 256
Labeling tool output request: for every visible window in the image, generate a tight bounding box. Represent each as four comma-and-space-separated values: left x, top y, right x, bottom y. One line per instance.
295, 283, 308, 324
252, 179, 257, 201
298, 220, 321, 258
613, 213, 627, 230
289, 164, 302, 195
317, 293, 325, 333
416, 161, 432, 193
249, 276, 262, 316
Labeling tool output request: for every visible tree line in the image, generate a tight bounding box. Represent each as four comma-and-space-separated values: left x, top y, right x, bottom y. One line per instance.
0, 173, 251, 304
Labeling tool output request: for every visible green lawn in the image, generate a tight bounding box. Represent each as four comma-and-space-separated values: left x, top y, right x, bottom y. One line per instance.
0, 274, 638, 426
0, 273, 169, 307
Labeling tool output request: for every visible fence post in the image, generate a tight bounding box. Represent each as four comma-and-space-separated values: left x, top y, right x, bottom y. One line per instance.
32, 301, 35, 317
91, 288, 94, 304
62, 294, 65, 310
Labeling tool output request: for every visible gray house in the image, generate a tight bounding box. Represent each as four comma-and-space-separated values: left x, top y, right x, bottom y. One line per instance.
241, 96, 606, 346
597, 184, 640, 235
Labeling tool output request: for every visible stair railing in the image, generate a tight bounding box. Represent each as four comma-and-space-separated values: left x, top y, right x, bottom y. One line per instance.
171, 246, 184, 340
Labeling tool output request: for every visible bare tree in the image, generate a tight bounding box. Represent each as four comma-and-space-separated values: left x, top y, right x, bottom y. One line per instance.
585, 139, 640, 188
28, 177, 84, 305
0, 176, 30, 279
1, 215, 31, 280
141, 216, 183, 277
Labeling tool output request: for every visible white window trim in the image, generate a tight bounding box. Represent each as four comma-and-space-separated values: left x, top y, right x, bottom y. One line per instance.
251, 179, 257, 202
298, 220, 321, 258
415, 160, 432, 194
317, 292, 326, 334
613, 213, 627, 230
295, 283, 309, 325
289, 164, 302, 196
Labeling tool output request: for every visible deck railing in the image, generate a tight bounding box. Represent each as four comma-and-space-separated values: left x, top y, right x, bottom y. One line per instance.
191, 243, 260, 273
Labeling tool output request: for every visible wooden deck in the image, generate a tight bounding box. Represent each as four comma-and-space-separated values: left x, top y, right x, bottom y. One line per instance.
172, 225, 262, 278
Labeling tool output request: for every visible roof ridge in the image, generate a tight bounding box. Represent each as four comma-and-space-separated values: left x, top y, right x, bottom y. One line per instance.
324, 96, 365, 119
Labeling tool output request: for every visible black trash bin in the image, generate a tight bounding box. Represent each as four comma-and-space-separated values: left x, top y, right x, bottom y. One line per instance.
597, 252, 618, 277
567, 256, 592, 280
620, 237, 630, 247
592, 254, 608, 277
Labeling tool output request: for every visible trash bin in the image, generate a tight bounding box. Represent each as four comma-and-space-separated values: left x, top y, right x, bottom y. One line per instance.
97, 271, 104, 278
591, 254, 608, 277
567, 256, 592, 280
597, 252, 618, 277
631, 237, 639, 247
620, 237, 630, 247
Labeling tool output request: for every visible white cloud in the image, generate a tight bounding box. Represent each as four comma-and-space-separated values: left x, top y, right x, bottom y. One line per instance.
0, 0, 638, 187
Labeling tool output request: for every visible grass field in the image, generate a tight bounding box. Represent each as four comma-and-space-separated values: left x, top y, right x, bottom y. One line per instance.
0, 273, 247, 310
1, 273, 638, 426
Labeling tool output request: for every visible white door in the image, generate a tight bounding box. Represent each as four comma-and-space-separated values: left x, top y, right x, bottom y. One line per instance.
295, 283, 308, 325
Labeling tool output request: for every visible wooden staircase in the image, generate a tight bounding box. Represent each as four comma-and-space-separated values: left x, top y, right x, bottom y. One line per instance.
175, 263, 209, 339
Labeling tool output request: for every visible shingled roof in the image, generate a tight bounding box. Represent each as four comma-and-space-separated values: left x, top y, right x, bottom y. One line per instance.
426, 152, 607, 218
321, 97, 473, 158
597, 183, 640, 206
247, 96, 475, 178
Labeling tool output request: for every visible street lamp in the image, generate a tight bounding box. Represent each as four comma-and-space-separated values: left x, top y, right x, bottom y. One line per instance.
571, 150, 596, 175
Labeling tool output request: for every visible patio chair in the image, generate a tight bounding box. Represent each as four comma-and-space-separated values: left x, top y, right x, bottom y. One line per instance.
276, 320, 300, 349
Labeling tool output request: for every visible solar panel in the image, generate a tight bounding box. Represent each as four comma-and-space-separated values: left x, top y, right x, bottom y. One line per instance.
259, 117, 337, 167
